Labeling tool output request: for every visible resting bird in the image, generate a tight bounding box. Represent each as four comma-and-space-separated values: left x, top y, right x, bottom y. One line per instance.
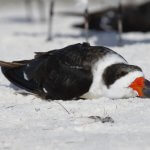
72, 1, 150, 32
0, 43, 150, 100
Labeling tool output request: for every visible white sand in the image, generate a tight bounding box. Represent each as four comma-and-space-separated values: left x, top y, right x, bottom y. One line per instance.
0, 1, 150, 150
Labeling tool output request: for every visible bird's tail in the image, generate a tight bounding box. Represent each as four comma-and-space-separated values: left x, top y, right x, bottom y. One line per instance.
0, 60, 39, 94
0, 60, 24, 68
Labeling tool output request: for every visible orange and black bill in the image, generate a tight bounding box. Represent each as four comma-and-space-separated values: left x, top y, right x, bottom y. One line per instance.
142, 79, 150, 98
129, 77, 150, 98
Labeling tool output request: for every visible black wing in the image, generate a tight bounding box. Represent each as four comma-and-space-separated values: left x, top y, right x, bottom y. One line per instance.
0, 43, 92, 100
27, 43, 94, 100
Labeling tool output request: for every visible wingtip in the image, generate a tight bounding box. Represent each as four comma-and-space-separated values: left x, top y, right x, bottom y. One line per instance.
0, 60, 24, 68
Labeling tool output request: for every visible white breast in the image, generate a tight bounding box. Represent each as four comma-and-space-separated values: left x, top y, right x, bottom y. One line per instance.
81, 53, 130, 99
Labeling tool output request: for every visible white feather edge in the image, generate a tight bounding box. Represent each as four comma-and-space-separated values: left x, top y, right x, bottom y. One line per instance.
23, 72, 29, 81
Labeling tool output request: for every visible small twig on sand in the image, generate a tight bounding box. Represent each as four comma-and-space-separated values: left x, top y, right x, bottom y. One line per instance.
54, 101, 71, 115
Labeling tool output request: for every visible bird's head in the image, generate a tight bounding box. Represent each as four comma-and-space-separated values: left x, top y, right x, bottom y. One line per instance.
102, 63, 150, 99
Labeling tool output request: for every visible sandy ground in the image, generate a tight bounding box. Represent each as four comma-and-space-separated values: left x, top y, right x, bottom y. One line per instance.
0, 1, 150, 150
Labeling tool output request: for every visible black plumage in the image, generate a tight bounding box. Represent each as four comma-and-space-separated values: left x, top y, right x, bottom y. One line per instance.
0, 43, 118, 100
73, 1, 150, 32
0, 43, 145, 100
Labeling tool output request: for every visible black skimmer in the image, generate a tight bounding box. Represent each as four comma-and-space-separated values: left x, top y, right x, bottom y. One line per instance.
0, 43, 150, 100
72, 1, 150, 32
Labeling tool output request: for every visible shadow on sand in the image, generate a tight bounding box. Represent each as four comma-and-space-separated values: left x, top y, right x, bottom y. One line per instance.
54, 30, 150, 47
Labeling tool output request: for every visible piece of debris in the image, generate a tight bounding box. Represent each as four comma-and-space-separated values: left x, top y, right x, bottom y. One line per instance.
88, 116, 114, 123
5, 105, 16, 109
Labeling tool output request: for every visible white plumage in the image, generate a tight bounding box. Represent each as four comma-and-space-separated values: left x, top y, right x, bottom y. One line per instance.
81, 53, 144, 99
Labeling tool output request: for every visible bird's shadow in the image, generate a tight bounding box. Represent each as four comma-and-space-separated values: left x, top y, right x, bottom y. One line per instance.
1, 16, 150, 46
13, 31, 45, 37
0, 16, 35, 23
54, 30, 150, 47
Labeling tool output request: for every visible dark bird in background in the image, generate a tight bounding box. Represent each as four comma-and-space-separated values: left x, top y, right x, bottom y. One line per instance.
66, 1, 150, 32
1, 43, 150, 100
